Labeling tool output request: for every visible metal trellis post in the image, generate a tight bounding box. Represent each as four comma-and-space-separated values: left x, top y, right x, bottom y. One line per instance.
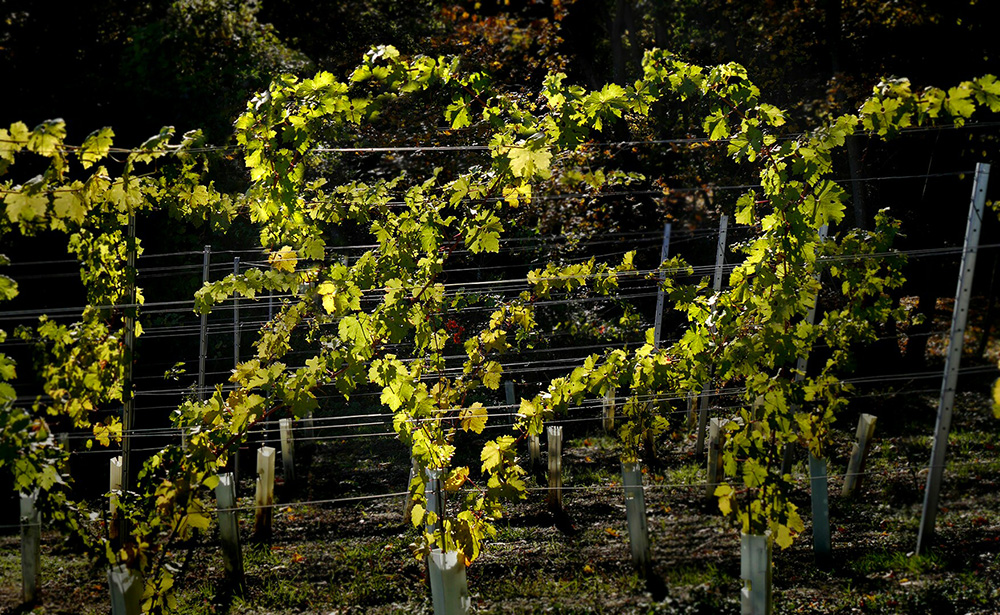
917, 162, 990, 554
696, 215, 728, 457
198, 245, 210, 402
652, 222, 672, 348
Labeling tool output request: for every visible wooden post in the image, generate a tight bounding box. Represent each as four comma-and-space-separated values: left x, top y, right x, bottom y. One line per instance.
842, 414, 877, 497
215, 473, 244, 589
254, 446, 275, 538
603, 386, 616, 432
279, 418, 295, 485
652, 222, 672, 348
621, 463, 651, 575
808, 453, 832, 567
918, 163, 991, 554
706, 418, 725, 499
547, 426, 563, 513
20, 492, 40, 603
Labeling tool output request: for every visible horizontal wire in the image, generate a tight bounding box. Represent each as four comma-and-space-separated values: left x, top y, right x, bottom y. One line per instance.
2, 120, 997, 159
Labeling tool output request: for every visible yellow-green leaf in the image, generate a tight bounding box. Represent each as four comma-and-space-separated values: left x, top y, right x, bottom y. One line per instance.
269, 246, 298, 272
187, 512, 211, 532
4, 191, 47, 222
411, 503, 425, 527
445, 466, 470, 491
774, 524, 794, 549
714, 483, 735, 516
52, 191, 86, 224
460, 402, 488, 434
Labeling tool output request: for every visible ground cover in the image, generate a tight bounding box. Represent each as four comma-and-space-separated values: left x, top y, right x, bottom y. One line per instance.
2, 374, 998, 614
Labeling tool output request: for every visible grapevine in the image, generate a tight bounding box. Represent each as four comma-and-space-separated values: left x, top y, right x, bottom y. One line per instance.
1, 44, 998, 612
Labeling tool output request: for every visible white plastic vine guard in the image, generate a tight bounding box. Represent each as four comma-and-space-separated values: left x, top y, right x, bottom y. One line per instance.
107, 563, 142, 615
20, 491, 40, 603
621, 462, 650, 574
428, 549, 471, 615
740, 532, 773, 615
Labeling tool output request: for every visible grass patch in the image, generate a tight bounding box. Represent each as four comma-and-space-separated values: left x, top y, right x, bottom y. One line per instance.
663, 562, 732, 587
660, 462, 702, 486
572, 464, 617, 486
488, 566, 643, 601
849, 549, 942, 576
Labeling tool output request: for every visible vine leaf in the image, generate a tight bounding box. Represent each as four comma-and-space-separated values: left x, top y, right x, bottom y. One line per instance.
460, 403, 488, 434
715, 483, 735, 516
774, 524, 794, 550
269, 246, 298, 272
79, 127, 115, 169
4, 192, 47, 222
505, 142, 552, 179
445, 466, 470, 491
53, 192, 86, 224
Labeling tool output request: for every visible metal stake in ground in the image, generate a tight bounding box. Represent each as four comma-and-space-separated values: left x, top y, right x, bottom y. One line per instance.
121, 213, 137, 505
185, 244, 210, 450
652, 222, 672, 348
696, 215, 728, 457
233, 257, 241, 367
782, 224, 828, 477
917, 162, 991, 554
232, 257, 242, 486
198, 244, 210, 403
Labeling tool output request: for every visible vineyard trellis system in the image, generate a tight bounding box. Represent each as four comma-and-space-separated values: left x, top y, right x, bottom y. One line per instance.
2, 46, 1000, 614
